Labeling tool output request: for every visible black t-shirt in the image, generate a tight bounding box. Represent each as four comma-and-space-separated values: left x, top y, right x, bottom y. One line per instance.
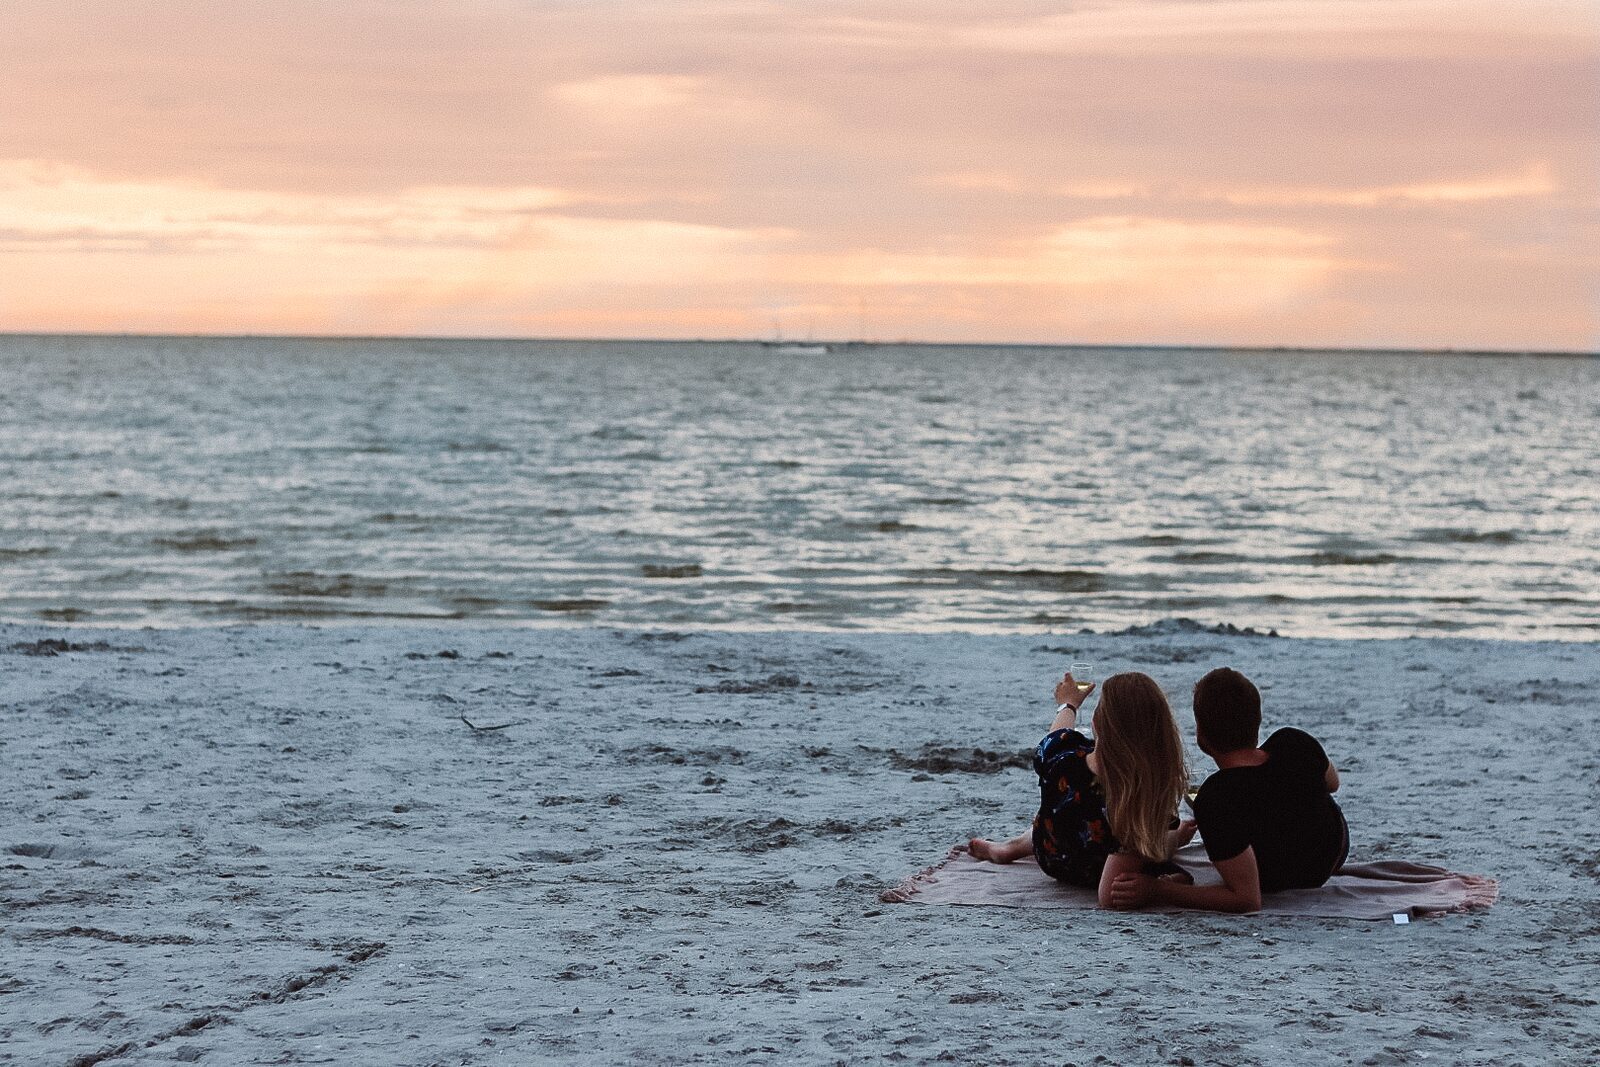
1194, 727, 1347, 892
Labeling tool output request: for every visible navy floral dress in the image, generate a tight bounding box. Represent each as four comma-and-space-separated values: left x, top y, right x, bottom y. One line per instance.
1030, 728, 1117, 888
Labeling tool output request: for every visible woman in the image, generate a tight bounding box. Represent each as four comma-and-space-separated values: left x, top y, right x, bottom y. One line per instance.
969, 670, 1193, 907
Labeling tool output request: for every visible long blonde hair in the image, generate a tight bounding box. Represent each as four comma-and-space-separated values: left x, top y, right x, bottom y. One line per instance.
1094, 672, 1188, 863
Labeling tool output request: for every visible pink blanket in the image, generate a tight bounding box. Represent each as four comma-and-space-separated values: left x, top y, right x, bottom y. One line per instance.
882, 841, 1497, 920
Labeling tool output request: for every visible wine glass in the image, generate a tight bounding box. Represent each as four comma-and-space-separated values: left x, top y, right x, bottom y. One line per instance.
1068, 662, 1094, 733
1067, 662, 1094, 696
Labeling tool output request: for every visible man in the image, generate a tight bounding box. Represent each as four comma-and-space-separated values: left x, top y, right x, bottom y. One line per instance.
1109, 667, 1347, 912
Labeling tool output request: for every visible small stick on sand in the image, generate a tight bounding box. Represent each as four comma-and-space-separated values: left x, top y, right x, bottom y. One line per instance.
459, 715, 528, 732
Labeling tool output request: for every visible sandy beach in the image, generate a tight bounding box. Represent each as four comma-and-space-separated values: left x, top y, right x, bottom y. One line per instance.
3, 622, 1597, 1065
9, 2, 1597, 1064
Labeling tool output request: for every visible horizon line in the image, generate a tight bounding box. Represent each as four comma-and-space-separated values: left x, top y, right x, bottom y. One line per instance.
0, 330, 1594, 360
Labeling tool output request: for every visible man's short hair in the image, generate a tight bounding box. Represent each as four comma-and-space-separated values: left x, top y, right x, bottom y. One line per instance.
1193, 667, 1261, 752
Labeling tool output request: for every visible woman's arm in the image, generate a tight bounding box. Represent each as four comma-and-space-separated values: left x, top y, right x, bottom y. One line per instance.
1049, 673, 1095, 732
1097, 851, 1151, 909
1107, 848, 1263, 913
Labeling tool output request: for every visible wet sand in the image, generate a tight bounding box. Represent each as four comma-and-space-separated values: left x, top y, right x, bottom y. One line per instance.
3, 623, 1597, 1065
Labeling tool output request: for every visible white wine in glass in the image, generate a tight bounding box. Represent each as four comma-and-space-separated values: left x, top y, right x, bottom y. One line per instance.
1065, 662, 1095, 735
1068, 662, 1094, 694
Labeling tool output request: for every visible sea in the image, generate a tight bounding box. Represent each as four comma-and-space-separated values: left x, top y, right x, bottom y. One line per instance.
1, 334, 1595, 639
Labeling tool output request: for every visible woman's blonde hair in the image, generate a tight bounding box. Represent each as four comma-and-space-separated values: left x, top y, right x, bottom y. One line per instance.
1094, 672, 1188, 863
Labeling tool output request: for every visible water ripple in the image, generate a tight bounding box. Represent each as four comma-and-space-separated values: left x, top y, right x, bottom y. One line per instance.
1, 335, 1595, 638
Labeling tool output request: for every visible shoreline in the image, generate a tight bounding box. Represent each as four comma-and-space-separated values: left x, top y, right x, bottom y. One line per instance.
5, 623, 1597, 1064
3, 615, 1596, 644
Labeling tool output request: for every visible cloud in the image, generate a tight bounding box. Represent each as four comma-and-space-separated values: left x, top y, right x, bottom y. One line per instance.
0, 161, 580, 253
1201, 164, 1561, 207
0, 159, 787, 335
786, 216, 1337, 287
550, 74, 707, 115
927, 172, 1147, 200
956, 0, 1600, 59
924, 162, 1562, 209
752, 217, 1352, 343
0, 1, 1595, 348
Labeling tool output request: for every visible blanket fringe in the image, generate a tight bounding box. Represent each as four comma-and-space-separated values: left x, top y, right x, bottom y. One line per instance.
1441, 873, 1500, 914
879, 845, 965, 903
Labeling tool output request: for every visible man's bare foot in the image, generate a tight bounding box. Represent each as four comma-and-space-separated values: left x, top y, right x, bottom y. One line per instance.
969, 837, 1029, 863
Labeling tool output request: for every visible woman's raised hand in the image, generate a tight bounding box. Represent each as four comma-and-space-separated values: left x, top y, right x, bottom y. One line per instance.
1055, 673, 1094, 705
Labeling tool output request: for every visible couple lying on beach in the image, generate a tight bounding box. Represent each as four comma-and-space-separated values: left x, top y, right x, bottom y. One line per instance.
970, 668, 1346, 913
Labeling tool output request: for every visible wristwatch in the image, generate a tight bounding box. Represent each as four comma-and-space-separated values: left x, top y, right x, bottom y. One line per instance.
1056, 701, 1079, 715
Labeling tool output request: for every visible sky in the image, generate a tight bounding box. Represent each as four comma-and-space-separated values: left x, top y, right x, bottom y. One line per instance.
2, 0, 1597, 350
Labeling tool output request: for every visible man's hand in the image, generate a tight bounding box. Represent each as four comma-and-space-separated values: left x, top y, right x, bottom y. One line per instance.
1171, 818, 1198, 848
1107, 872, 1156, 909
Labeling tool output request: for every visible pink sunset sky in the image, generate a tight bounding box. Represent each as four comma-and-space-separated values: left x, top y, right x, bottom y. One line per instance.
2, 0, 1597, 349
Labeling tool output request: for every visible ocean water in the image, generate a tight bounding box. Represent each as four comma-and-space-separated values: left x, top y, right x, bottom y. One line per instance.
0, 334, 1595, 638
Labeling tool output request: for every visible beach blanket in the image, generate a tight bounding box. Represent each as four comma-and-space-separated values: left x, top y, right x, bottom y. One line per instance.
881, 841, 1497, 920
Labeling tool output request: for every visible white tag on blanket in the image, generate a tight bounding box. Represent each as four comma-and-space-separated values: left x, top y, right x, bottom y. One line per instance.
1392, 912, 1410, 924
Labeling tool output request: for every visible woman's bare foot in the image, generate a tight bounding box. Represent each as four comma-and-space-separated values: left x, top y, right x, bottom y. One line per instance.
969, 835, 1031, 863
1158, 868, 1195, 885
968, 837, 1005, 862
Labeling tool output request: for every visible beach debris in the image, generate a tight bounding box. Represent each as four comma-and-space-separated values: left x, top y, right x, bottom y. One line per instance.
1393, 913, 1411, 924
629, 743, 745, 766
18, 925, 197, 945
459, 716, 528, 732
1097, 619, 1283, 638
696, 672, 804, 694
887, 745, 1031, 775
7, 638, 128, 656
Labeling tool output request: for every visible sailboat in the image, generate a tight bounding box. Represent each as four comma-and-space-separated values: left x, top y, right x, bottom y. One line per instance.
762, 339, 831, 356
760, 319, 831, 356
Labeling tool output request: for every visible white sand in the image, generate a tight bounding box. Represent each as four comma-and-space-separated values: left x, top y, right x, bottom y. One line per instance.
3, 623, 1596, 1065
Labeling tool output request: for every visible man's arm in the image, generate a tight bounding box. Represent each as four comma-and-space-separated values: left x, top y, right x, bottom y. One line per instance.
1153, 850, 1262, 913
1108, 848, 1263, 913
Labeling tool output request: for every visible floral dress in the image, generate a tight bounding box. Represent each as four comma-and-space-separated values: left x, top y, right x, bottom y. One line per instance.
1030, 728, 1117, 888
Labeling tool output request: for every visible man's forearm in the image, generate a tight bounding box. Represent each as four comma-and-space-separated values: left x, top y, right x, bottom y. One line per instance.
1152, 878, 1260, 914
